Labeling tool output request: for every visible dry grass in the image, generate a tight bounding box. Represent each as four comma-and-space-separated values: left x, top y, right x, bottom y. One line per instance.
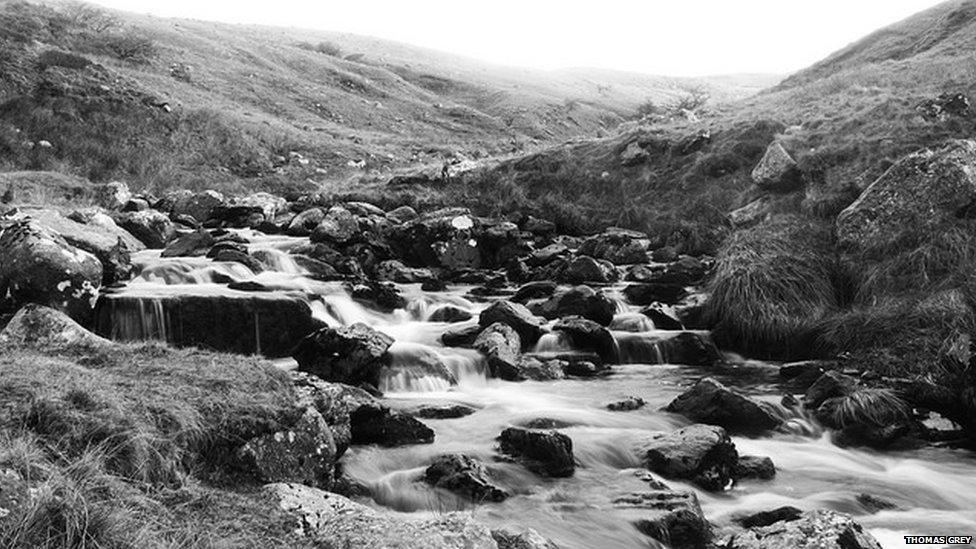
829, 389, 910, 429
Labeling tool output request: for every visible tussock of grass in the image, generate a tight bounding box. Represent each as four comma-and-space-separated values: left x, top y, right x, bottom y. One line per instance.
705, 215, 850, 359
830, 389, 910, 429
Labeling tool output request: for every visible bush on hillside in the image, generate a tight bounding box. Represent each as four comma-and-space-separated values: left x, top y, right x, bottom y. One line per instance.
705, 215, 851, 359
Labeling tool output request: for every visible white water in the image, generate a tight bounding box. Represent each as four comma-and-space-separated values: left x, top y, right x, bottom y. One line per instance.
103, 231, 976, 549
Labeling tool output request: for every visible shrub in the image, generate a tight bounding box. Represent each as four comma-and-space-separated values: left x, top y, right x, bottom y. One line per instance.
829, 388, 910, 428
37, 49, 92, 70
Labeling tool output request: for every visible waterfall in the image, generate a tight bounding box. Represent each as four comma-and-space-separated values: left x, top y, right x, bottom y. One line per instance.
381, 342, 485, 393
614, 332, 665, 364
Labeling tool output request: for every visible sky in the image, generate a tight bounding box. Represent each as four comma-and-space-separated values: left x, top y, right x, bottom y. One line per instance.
89, 0, 944, 77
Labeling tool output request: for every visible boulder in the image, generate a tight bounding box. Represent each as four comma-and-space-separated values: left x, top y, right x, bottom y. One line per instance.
529, 285, 617, 326
509, 356, 567, 381
730, 197, 771, 228
236, 407, 337, 488
474, 323, 522, 380
479, 301, 544, 346
639, 424, 738, 491
733, 506, 803, 528
0, 220, 102, 322
553, 317, 620, 363
350, 403, 434, 446
352, 281, 407, 312
290, 372, 361, 456
92, 181, 132, 210
160, 229, 214, 258
562, 359, 611, 377
375, 259, 433, 283
623, 282, 687, 306
837, 140, 976, 251
727, 510, 882, 549
172, 190, 225, 223
264, 482, 497, 548
578, 229, 649, 265
424, 454, 509, 502
441, 324, 482, 347
521, 216, 556, 235
293, 323, 394, 388
287, 207, 325, 236
95, 292, 323, 358
613, 490, 711, 549
734, 455, 776, 481
408, 404, 477, 419
386, 205, 419, 223
236, 192, 286, 221
311, 205, 359, 244
0, 303, 110, 348
526, 243, 569, 267
492, 527, 559, 549
435, 237, 482, 270
751, 142, 801, 192
640, 303, 684, 330
512, 281, 557, 303
498, 427, 574, 477
607, 396, 645, 411
667, 378, 783, 435
561, 255, 616, 284
804, 371, 857, 409
114, 209, 177, 248
428, 305, 473, 323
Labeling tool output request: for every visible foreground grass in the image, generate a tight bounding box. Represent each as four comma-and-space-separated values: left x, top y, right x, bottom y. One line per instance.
0, 342, 315, 548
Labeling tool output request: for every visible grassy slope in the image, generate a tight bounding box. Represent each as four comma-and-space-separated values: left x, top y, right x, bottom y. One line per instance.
0, 342, 315, 548
0, 0, 775, 195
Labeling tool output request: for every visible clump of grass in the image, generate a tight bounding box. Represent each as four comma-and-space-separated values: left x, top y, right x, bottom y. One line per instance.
830, 388, 910, 428
705, 215, 852, 359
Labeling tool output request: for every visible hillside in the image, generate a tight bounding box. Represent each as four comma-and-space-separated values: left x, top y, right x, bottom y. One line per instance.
0, 0, 775, 196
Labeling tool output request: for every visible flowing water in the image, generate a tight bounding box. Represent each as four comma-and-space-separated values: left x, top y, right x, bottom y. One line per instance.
106, 232, 976, 548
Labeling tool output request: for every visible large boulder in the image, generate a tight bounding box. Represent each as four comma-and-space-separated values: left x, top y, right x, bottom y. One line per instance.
160, 229, 214, 258
552, 317, 620, 363
0, 220, 102, 322
497, 428, 574, 477
264, 483, 497, 548
623, 282, 687, 306
350, 403, 434, 446
95, 291, 323, 358
474, 322, 522, 380
236, 407, 337, 488
290, 372, 366, 456
751, 142, 801, 192
639, 424, 738, 491
529, 285, 617, 326
311, 205, 359, 244
837, 140, 976, 251
727, 509, 883, 549
613, 490, 711, 549
561, 255, 617, 284
479, 301, 544, 346
424, 454, 509, 502
172, 190, 225, 223
0, 303, 110, 348
114, 209, 177, 248
578, 229, 649, 265
293, 323, 394, 387
667, 378, 783, 435
287, 207, 325, 236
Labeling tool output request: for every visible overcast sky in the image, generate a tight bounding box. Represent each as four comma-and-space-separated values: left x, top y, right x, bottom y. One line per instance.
90, 0, 944, 76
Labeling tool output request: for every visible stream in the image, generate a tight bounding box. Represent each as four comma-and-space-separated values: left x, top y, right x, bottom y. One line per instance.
103, 232, 976, 549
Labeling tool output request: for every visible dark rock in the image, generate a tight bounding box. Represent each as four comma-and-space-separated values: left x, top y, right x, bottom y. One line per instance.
667, 378, 783, 435
492, 527, 559, 549
0, 303, 110, 348
607, 396, 645, 411
428, 305, 473, 322
856, 493, 898, 513
172, 190, 225, 223
421, 279, 448, 292
562, 359, 611, 377
553, 316, 619, 363
236, 407, 336, 488
521, 215, 556, 235
517, 418, 577, 430
292, 255, 342, 280
161, 229, 214, 258
498, 427, 574, 477
352, 281, 407, 311
730, 197, 772, 228
510, 356, 566, 381
441, 324, 482, 347
733, 455, 776, 481
350, 404, 434, 446
122, 198, 149, 212
311, 205, 359, 244
290, 372, 366, 456
727, 510, 883, 549
733, 506, 802, 528
211, 248, 264, 272
837, 140, 976, 251
27, 208, 140, 284
623, 282, 687, 306
0, 220, 102, 322
751, 142, 801, 192
479, 301, 544, 346
114, 209, 177, 248
780, 360, 835, 388
474, 322, 522, 379
578, 229, 649, 265
512, 281, 557, 304
424, 454, 509, 502
640, 303, 684, 330
293, 323, 394, 387
613, 490, 711, 549
639, 424, 738, 491
915, 92, 970, 120
386, 205, 418, 223
375, 259, 434, 283
526, 243, 569, 267
561, 255, 616, 284
408, 404, 477, 419
804, 371, 857, 409
529, 285, 617, 326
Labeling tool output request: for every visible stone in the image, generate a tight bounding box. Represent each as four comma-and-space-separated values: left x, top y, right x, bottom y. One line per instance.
0, 220, 102, 322
375, 259, 434, 283
114, 209, 177, 248
264, 483, 497, 548
408, 404, 477, 419
751, 142, 801, 192
352, 281, 407, 312
640, 303, 684, 330
160, 229, 214, 258
441, 324, 482, 347
479, 301, 544, 346
578, 229, 649, 265
0, 303, 110, 348
553, 316, 620, 363
613, 490, 711, 549
350, 404, 434, 446
667, 378, 783, 435
561, 255, 616, 284
498, 427, 574, 477
521, 216, 556, 235
562, 359, 611, 377
837, 140, 976, 251
607, 396, 645, 411
492, 527, 559, 549
311, 205, 359, 244
424, 454, 509, 502
428, 305, 473, 323
293, 323, 394, 387
639, 424, 738, 491
527, 243, 568, 267
474, 323, 522, 380
287, 207, 325, 236
0, 467, 28, 521
730, 197, 771, 227
804, 371, 857, 409
290, 372, 362, 456
511, 356, 566, 381
727, 510, 883, 549
623, 282, 687, 306
236, 407, 336, 488
733, 506, 803, 528
856, 493, 898, 513
733, 455, 776, 480
172, 190, 225, 223
529, 285, 617, 326
92, 181, 132, 210
386, 205, 419, 223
